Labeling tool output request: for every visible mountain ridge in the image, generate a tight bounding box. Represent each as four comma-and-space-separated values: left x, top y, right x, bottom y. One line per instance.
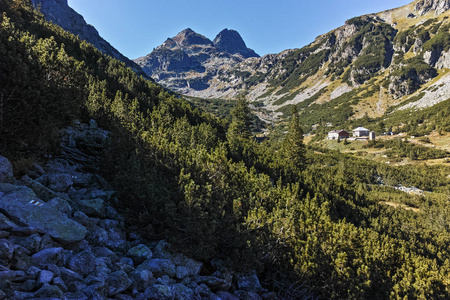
135, 0, 450, 129
31, 0, 142, 73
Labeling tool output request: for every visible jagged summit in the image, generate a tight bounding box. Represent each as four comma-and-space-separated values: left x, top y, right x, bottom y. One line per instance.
213, 29, 259, 58
172, 28, 213, 47
134, 28, 260, 93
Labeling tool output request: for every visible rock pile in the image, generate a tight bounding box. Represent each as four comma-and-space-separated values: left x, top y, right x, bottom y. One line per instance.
0, 121, 275, 300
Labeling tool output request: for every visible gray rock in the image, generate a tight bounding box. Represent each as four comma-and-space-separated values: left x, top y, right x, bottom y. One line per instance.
52, 276, 68, 292
37, 270, 54, 287
172, 255, 203, 276
196, 276, 231, 292
0, 239, 14, 261
120, 256, 134, 266
235, 272, 264, 292
11, 245, 32, 270
39, 233, 56, 251
60, 266, 84, 283
21, 174, 63, 202
234, 290, 263, 300
13, 291, 35, 299
0, 156, 14, 184
106, 270, 132, 296
35, 283, 64, 298
137, 258, 176, 278
76, 198, 106, 218
47, 173, 73, 192
72, 210, 98, 228
0, 231, 8, 239
130, 270, 155, 292
0, 270, 27, 282
68, 280, 86, 292
171, 283, 197, 300
0, 212, 17, 231
65, 291, 88, 300
11, 226, 41, 236
217, 291, 240, 300
144, 284, 175, 300
26, 266, 41, 278
68, 250, 96, 277
93, 247, 120, 262
127, 244, 152, 265
153, 240, 173, 259
0, 289, 6, 300
15, 279, 36, 292
32, 247, 63, 267
0, 183, 87, 243
18, 233, 41, 253
87, 224, 127, 252
176, 266, 189, 280
46, 197, 73, 216
44, 264, 62, 277
83, 281, 108, 298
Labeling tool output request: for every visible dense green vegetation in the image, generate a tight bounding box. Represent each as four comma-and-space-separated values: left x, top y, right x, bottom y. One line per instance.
2, 1, 450, 299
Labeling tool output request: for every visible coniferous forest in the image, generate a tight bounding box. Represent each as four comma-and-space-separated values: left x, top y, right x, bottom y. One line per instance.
1, 1, 450, 298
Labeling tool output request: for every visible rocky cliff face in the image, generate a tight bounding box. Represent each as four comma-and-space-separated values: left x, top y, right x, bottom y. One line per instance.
31, 0, 141, 73
134, 28, 259, 94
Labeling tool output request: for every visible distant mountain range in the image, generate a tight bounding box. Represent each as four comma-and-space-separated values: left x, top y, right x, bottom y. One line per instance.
34, 0, 450, 128
134, 0, 450, 126
134, 28, 259, 95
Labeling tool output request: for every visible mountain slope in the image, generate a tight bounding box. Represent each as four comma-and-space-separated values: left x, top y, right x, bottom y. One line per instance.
31, 0, 142, 72
136, 0, 450, 129
134, 28, 259, 95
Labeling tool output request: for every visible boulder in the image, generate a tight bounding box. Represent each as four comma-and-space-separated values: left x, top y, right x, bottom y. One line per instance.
32, 247, 63, 267
37, 270, 54, 287
68, 250, 96, 277
35, 283, 64, 298
52, 277, 67, 292
17, 233, 41, 253
46, 173, 73, 192
106, 270, 132, 296
46, 197, 73, 217
76, 198, 106, 218
144, 284, 175, 300
21, 175, 64, 202
65, 291, 88, 300
171, 283, 197, 300
0, 156, 14, 184
0, 239, 14, 261
216, 291, 239, 300
127, 244, 152, 265
0, 183, 86, 243
0, 212, 17, 231
130, 270, 155, 292
137, 258, 176, 278
196, 276, 231, 292
235, 272, 264, 292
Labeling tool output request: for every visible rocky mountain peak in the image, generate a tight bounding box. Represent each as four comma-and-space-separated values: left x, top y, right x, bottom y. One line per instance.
172, 28, 213, 47
213, 28, 259, 58
415, 0, 450, 15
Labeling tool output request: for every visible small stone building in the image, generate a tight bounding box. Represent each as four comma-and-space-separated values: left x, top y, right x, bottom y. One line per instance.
328, 130, 350, 140
352, 127, 370, 137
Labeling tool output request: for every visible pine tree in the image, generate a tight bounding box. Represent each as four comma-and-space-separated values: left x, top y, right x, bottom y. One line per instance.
282, 106, 306, 171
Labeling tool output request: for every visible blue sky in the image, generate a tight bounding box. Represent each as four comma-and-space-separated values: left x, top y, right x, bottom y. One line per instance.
68, 0, 412, 59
